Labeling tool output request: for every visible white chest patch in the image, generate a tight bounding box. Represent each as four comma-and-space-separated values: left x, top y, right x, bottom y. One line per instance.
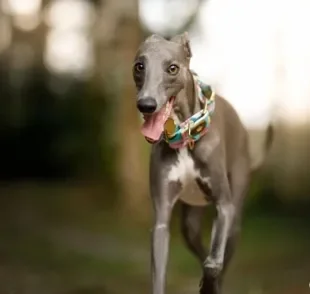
167, 148, 211, 206
166, 109, 219, 206
167, 148, 199, 183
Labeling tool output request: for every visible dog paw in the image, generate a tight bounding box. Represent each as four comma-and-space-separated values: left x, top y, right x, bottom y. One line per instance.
199, 275, 219, 294
203, 258, 223, 278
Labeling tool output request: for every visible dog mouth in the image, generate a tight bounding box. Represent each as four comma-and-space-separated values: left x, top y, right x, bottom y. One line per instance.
141, 96, 175, 143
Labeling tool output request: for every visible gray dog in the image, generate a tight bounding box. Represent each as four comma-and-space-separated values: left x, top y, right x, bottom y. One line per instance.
132, 32, 273, 294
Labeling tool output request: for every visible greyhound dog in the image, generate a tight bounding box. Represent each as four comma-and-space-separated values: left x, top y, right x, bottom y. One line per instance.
132, 32, 273, 294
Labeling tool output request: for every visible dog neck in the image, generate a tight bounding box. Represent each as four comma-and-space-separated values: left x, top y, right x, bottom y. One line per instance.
172, 69, 202, 123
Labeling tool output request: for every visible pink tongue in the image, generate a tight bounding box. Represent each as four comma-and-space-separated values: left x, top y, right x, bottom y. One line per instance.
141, 100, 173, 141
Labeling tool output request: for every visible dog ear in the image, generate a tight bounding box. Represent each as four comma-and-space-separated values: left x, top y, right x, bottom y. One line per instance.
145, 34, 165, 43
170, 32, 192, 59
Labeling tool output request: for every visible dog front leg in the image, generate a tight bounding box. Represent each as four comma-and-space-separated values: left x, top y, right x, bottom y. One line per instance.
205, 201, 235, 275
200, 176, 235, 293
151, 181, 180, 294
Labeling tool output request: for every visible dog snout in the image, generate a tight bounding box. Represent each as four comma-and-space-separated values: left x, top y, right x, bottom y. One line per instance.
137, 97, 157, 113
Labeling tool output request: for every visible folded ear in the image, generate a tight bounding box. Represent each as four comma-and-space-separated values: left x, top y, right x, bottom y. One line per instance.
145, 34, 165, 43
170, 32, 192, 59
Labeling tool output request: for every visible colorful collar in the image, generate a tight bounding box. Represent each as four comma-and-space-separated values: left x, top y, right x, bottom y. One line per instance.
163, 71, 215, 150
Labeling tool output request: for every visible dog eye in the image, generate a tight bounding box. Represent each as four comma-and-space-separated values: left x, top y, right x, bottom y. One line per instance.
134, 62, 144, 73
167, 64, 179, 75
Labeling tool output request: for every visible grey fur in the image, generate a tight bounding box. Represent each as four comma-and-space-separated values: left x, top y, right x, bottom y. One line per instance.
132, 32, 273, 294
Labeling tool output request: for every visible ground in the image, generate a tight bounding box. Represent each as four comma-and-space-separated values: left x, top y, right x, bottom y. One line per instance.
0, 183, 309, 294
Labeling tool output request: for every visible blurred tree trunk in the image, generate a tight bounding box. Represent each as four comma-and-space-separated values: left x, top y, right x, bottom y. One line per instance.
0, 1, 48, 128
115, 13, 150, 219
93, 0, 149, 221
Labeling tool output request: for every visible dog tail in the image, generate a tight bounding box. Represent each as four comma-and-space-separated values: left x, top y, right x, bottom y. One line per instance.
250, 123, 274, 173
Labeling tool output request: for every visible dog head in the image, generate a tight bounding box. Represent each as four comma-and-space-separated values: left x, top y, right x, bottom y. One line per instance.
132, 32, 192, 141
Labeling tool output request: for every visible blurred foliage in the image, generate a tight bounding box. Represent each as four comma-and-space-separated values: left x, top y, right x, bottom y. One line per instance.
0, 67, 117, 186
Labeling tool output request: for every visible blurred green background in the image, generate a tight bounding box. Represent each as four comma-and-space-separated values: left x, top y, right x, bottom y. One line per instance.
0, 0, 310, 293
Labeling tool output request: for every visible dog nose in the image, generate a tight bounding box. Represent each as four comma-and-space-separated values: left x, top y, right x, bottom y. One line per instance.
137, 97, 157, 113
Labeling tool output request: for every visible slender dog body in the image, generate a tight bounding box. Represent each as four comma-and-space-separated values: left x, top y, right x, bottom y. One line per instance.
132, 33, 273, 294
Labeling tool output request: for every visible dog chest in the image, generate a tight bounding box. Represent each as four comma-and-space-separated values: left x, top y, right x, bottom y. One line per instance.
167, 149, 209, 206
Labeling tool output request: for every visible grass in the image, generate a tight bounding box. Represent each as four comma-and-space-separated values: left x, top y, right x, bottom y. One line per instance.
0, 182, 310, 294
